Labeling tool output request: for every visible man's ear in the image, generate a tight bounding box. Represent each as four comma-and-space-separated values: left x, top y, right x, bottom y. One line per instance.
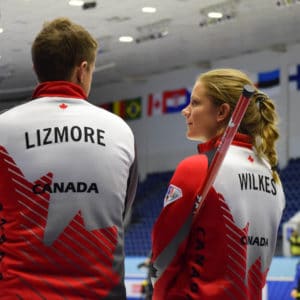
216, 103, 231, 123
76, 61, 88, 83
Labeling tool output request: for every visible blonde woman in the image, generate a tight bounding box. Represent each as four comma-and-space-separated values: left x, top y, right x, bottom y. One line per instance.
151, 69, 285, 300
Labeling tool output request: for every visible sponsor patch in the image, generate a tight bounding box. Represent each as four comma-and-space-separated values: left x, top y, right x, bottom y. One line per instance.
163, 184, 182, 207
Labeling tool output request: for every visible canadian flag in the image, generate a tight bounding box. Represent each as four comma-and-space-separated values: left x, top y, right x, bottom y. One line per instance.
147, 93, 165, 116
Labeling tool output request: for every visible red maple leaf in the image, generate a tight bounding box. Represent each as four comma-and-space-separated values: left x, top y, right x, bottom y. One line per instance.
218, 193, 267, 300
0, 146, 120, 299
154, 100, 161, 108
59, 103, 68, 109
248, 155, 254, 163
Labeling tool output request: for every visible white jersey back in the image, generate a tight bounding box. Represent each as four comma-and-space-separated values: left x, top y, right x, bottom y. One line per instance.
214, 144, 285, 272
0, 96, 136, 299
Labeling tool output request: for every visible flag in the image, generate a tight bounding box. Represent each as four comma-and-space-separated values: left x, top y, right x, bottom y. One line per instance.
253, 68, 280, 100
288, 64, 300, 161
289, 64, 300, 90
99, 102, 113, 112
147, 88, 191, 117
124, 97, 142, 120
147, 93, 164, 116
100, 97, 142, 120
162, 88, 190, 113
112, 101, 125, 117
257, 69, 280, 88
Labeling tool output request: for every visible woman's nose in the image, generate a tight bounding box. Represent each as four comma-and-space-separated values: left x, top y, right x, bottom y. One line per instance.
182, 105, 190, 117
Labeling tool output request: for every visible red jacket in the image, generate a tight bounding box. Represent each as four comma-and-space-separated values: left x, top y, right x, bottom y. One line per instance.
151, 134, 285, 300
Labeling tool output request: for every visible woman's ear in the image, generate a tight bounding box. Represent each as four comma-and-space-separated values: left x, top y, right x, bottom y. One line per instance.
216, 103, 231, 123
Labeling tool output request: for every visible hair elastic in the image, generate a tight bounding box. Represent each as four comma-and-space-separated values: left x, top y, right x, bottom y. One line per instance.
255, 92, 267, 104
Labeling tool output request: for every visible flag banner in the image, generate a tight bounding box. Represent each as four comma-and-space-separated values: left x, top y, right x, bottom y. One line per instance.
124, 97, 142, 120
163, 88, 190, 114
147, 93, 164, 116
112, 101, 125, 117
100, 97, 142, 120
257, 69, 280, 88
147, 88, 190, 117
251, 68, 280, 101
100, 102, 113, 112
288, 64, 300, 159
289, 64, 300, 90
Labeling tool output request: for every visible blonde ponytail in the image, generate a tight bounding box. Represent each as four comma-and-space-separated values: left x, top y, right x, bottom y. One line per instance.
252, 92, 280, 182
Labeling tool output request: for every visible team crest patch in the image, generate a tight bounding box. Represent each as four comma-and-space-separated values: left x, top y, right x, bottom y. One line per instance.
164, 184, 182, 207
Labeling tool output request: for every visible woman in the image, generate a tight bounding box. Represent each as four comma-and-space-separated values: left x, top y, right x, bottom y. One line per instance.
151, 68, 285, 300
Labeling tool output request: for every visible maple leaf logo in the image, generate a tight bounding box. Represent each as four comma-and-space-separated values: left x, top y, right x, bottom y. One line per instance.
0, 146, 120, 299
59, 103, 68, 109
248, 155, 254, 163
218, 193, 268, 300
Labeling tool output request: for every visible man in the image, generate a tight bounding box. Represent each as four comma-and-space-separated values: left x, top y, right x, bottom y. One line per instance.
0, 18, 137, 299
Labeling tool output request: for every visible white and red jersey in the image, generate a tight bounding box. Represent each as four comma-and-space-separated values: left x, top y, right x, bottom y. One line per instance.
0, 81, 137, 299
151, 134, 285, 300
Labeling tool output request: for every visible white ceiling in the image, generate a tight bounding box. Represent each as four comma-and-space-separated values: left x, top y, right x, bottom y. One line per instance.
1, 0, 300, 100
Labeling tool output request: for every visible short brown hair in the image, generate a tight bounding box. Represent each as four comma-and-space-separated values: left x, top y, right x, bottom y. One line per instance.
32, 17, 98, 82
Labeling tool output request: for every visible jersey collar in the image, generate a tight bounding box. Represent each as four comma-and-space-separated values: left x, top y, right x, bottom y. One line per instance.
32, 81, 87, 100
198, 133, 252, 154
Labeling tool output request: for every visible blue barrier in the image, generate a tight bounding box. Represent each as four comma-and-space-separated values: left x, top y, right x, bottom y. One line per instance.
125, 256, 299, 299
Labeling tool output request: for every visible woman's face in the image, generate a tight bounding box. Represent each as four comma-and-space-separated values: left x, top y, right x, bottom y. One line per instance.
182, 80, 226, 141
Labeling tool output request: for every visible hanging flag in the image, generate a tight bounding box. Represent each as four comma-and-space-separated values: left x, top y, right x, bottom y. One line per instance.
124, 97, 142, 120
147, 93, 164, 116
288, 64, 300, 160
163, 88, 190, 113
99, 97, 142, 120
112, 101, 126, 117
256, 69, 280, 88
289, 64, 300, 90
252, 68, 280, 101
99, 102, 113, 112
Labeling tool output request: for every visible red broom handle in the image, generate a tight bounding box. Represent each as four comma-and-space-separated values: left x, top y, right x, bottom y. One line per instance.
192, 85, 255, 219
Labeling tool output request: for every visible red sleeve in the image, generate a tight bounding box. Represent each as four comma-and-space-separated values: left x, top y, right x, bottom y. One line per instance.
151, 154, 208, 300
